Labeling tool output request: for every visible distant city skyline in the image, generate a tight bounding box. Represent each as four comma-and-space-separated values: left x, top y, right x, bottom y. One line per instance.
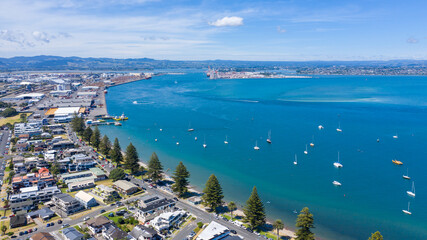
0, 0, 426, 61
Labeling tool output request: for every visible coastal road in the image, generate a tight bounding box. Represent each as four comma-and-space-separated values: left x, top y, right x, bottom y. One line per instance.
172, 221, 197, 240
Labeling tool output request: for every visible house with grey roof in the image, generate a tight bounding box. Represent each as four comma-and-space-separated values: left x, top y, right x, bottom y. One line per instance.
62, 227, 84, 240
129, 225, 161, 240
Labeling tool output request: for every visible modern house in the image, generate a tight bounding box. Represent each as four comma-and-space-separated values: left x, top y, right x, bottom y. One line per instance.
27, 207, 56, 220
150, 210, 186, 232
129, 225, 161, 240
86, 216, 111, 234
68, 179, 95, 192
30, 232, 56, 240
9, 186, 61, 204
75, 191, 98, 208
10, 199, 35, 213
62, 227, 84, 240
93, 185, 118, 202
196, 221, 230, 240
52, 193, 84, 217
113, 180, 139, 195
102, 224, 132, 240
135, 195, 176, 222
10, 214, 27, 228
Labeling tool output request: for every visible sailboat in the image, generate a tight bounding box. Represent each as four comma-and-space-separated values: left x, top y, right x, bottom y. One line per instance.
393, 133, 398, 139
155, 139, 158, 142
224, 135, 229, 144
336, 122, 342, 132
402, 202, 412, 215
407, 182, 415, 197
266, 130, 272, 144
203, 136, 207, 148
188, 123, 194, 132
310, 135, 315, 147
318, 125, 324, 130
334, 152, 343, 168
332, 180, 342, 186
254, 141, 260, 150
304, 145, 308, 155
194, 137, 198, 141
293, 154, 298, 165
176, 141, 180, 145
403, 169, 410, 180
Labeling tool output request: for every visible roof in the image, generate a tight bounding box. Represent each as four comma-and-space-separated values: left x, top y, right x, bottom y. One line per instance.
196, 221, 229, 240
75, 191, 95, 203
27, 207, 55, 218
54, 107, 81, 115
30, 232, 55, 240
21, 186, 39, 193
61, 170, 92, 179
63, 227, 84, 240
129, 225, 158, 238
10, 199, 33, 208
54, 193, 78, 204
114, 180, 138, 191
65, 176, 96, 184
89, 167, 105, 176
16, 93, 45, 98
86, 216, 111, 228
68, 179, 95, 188
10, 214, 27, 226
140, 198, 175, 213
104, 224, 129, 240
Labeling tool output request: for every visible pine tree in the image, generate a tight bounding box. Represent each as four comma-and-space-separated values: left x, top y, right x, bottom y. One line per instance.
83, 127, 93, 143
244, 186, 266, 230
110, 138, 123, 166
273, 219, 285, 240
51, 160, 60, 176
172, 162, 190, 197
124, 143, 139, 174
295, 207, 315, 240
368, 231, 383, 240
147, 152, 163, 183
202, 174, 223, 212
90, 126, 101, 149
109, 168, 126, 181
71, 114, 85, 134
228, 201, 237, 219
99, 135, 111, 155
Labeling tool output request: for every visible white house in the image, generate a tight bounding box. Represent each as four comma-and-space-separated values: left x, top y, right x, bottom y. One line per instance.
150, 210, 186, 231
75, 191, 97, 208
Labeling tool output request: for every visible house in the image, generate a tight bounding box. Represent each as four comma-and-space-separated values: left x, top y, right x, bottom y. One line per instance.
75, 191, 98, 208
30, 232, 55, 240
51, 141, 75, 150
13, 162, 27, 174
135, 195, 176, 222
89, 167, 106, 181
62, 227, 84, 240
10, 214, 27, 228
60, 171, 94, 182
12, 168, 55, 192
188, 196, 202, 205
150, 210, 186, 232
129, 225, 161, 240
9, 186, 61, 204
113, 180, 139, 195
196, 221, 230, 240
102, 224, 132, 240
93, 185, 118, 202
52, 193, 84, 217
15, 143, 29, 152
27, 207, 56, 220
86, 216, 111, 234
68, 179, 95, 192
10, 199, 35, 213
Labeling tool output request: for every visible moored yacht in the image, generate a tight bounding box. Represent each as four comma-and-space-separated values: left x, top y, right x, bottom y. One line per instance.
333, 180, 342, 186
407, 182, 415, 197
254, 141, 260, 150
333, 152, 343, 168
402, 202, 412, 215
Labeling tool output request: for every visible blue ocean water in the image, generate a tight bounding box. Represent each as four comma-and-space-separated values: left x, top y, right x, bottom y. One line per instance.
99, 72, 427, 240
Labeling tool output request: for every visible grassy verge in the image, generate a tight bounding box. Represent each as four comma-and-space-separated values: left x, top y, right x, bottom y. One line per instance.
0, 113, 31, 127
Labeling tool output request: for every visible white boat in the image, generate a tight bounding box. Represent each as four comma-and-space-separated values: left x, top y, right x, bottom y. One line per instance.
266, 130, 272, 144
393, 133, 398, 139
318, 125, 324, 130
254, 141, 260, 150
132, 101, 138, 104
334, 152, 343, 168
203, 143, 207, 148
377, 138, 380, 142
160, 128, 163, 131
402, 202, 412, 215
188, 123, 194, 132
224, 135, 229, 144
336, 122, 342, 132
333, 180, 342, 186
310, 135, 314, 147
155, 139, 158, 142
407, 182, 415, 197
194, 137, 198, 141
293, 154, 298, 165
176, 142, 180, 145
114, 122, 122, 126
304, 144, 308, 155
203, 136, 207, 148
403, 169, 410, 180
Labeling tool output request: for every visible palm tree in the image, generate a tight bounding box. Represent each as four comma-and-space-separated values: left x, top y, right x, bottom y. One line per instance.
273, 219, 284, 240
228, 201, 237, 219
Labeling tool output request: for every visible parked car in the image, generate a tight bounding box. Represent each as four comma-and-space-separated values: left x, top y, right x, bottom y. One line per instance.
230, 230, 237, 234
58, 220, 63, 224
19, 232, 23, 236
33, 228, 37, 232
24, 231, 28, 235
62, 224, 70, 228
100, 209, 106, 213
46, 223, 51, 227
84, 217, 90, 221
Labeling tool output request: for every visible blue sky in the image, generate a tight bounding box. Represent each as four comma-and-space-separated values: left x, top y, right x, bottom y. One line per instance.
0, 0, 426, 60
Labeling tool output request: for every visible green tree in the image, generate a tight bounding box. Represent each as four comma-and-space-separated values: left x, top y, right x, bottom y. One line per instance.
0, 108, 17, 118
228, 201, 237, 219
172, 161, 190, 197
244, 186, 266, 230
70, 114, 85, 134
124, 143, 139, 174
273, 219, 285, 240
295, 207, 315, 240
202, 174, 223, 212
109, 168, 126, 181
83, 233, 91, 240
83, 127, 93, 143
51, 160, 60, 176
368, 231, 383, 240
110, 138, 123, 166
1, 224, 7, 235
19, 113, 27, 122
99, 135, 111, 155
90, 126, 101, 149
147, 152, 163, 183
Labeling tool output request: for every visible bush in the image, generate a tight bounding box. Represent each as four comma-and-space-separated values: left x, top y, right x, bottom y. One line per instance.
197, 222, 204, 228
118, 218, 125, 224
0, 108, 17, 118
7, 232, 13, 236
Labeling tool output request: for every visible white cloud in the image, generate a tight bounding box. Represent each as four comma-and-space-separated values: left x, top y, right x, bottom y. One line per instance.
32, 31, 52, 43
406, 37, 419, 44
209, 16, 243, 27
277, 26, 286, 33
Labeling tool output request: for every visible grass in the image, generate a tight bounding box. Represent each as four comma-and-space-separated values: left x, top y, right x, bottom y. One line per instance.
96, 179, 114, 187
0, 113, 31, 127
69, 205, 103, 220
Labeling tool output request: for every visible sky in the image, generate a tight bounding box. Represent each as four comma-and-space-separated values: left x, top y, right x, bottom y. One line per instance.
0, 0, 426, 61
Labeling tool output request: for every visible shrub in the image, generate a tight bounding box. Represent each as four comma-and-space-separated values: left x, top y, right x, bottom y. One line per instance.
118, 218, 125, 224
197, 222, 204, 228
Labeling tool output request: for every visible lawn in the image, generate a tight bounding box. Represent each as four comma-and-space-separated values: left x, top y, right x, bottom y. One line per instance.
0, 113, 31, 127
96, 179, 114, 187
102, 208, 137, 232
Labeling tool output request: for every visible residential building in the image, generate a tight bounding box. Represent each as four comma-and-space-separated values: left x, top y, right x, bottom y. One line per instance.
30, 232, 55, 240
89, 167, 107, 181
129, 225, 161, 240
102, 224, 132, 240
10, 199, 35, 213
13, 162, 27, 174
12, 168, 55, 192
27, 207, 56, 220
52, 193, 84, 217
93, 185, 117, 202
113, 180, 139, 195
75, 191, 98, 208
68, 179, 95, 192
9, 186, 61, 204
86, 216, 111, 234
60, 171, 93, 182
10, 214, 27, 228
196, 221, 230, 240
150, 210, 186, 232
62, 227, 84, 240
51, 141, 75, 150
135, 195, 176, 222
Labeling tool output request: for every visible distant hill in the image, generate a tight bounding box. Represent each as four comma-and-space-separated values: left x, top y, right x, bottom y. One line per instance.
0, 55, 426, 71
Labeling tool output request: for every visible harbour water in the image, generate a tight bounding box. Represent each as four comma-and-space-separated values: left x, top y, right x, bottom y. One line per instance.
99, 72, 427, 240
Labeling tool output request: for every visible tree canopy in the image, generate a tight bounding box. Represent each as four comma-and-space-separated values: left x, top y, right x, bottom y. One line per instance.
124, 143, 139, 174
368, 231, 383, 240
273, 219, 285, 240
90, 126, 101, 149
172, 161, 190, 197
202, 174, 223, 212
71, 114, 85, 134
244, 186, 266, 230
83, 127, 93, 143
147, 152, 163, 183
109, 168, 126, 181
99, 135, 111, 155
0, 108, 17, 118
228, 201, 237, 219
296, 207, 315, 240
110, 138, 123, 165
